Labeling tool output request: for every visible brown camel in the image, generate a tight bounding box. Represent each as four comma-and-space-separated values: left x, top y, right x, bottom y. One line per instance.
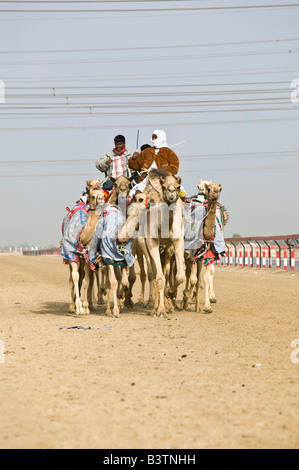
119, 169, 185, 318
183, 181, 223, 313
118, 169, 171, 309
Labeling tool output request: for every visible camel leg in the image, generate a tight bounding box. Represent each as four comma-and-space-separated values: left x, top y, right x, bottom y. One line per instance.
105, 265, 121, 317
78, 257, 85, 296
166, 240, 186, 310
182, 256, 191, 308
70, 261, 84, 315
183, 259, 197, 309
82, 263, 94, 314
142, 240, 155, 308
125, 265, 136, 308
97, 268, 107, 305
147, 275, 155, 308
163, 255, 175, 313
209, 262, 217, 303
195, 262, 203, 313
136, 244, 147, 306
68, 263, 76, 312
114, 266, 124, 309
203, 264, 213, 313
105, 266, 112, 316
152, 279, 159, 313
110, 265, 120, 317
148, 244, 167, 318
95, 270, 103, 305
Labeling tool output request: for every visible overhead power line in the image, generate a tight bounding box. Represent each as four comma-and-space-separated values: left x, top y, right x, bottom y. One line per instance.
1, 150, 298, 166
2, 166, 299, 178
0, 99, 293, 112
4, 65, 298, 84
1, 47, 299, 66
1, 4, 299, 13
0, 115, 299, 128
0, 105, 298, 118
3, 80, 291, 90
1, 37, 299, 54
0, 0, 198, 2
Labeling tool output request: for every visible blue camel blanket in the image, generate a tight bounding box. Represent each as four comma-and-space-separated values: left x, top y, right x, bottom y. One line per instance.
60, 203, 89, 262
183, 199, 225, 255
89, 205, 135, 267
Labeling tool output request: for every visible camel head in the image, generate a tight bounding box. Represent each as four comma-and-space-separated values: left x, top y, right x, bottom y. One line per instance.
110, 175, 132, 199
161, 175, 181, 205
88, 189, 105, 212
205, 182, 222, 202
133, 192, 155, 208
86, 179, 102, 195
197, 179, 212, 197
134, 192, 147, 205
118, 194, 147, 244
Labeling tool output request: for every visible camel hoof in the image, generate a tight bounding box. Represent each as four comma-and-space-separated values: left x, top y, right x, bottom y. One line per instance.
159, 313, 170, 319
124, 299, 134, 309
210, 298, 217, 304
203, 308, 212, 314
75, 304, 84, 315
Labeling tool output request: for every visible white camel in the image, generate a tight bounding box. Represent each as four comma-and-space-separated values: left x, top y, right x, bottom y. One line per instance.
62, 188, 105, 315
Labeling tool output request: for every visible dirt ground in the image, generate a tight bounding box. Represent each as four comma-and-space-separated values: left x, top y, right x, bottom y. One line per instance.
0, 254, 298, 449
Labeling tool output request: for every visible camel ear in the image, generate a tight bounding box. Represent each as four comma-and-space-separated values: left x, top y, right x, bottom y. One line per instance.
86, 179, 90, 187
176, 176, 181, 185
204, 182, 210, 192
219, 183, 222, 190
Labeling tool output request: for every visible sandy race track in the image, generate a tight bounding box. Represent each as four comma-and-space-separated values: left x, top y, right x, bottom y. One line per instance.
0, 254, 298, 449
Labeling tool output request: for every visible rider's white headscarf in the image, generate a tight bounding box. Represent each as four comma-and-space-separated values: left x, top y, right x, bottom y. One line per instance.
151, 129, 168, 149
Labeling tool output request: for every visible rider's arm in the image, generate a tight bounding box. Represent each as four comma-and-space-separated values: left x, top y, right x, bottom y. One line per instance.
165, 149, 180, 175
95, 153, 113, 172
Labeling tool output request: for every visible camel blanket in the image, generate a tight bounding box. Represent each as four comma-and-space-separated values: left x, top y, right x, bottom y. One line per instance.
89, 205, 135, 267
183, 199, 225, 255
60, 203, 89, 262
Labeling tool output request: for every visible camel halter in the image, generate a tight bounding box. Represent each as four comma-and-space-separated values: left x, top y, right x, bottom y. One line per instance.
148, 176, 163, 195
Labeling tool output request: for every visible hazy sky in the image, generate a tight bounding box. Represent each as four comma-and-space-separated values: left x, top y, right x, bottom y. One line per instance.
0, 0, 299, 247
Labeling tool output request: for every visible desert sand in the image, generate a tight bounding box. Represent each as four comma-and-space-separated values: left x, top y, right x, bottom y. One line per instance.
0, 254, 298, 449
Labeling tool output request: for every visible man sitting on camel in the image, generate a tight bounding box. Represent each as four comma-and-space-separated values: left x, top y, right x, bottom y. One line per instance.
128, 129, 180, 196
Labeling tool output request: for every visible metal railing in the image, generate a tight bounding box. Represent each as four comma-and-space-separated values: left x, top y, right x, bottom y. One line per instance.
22, 247, 60, 256
223, 234, 299, 270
